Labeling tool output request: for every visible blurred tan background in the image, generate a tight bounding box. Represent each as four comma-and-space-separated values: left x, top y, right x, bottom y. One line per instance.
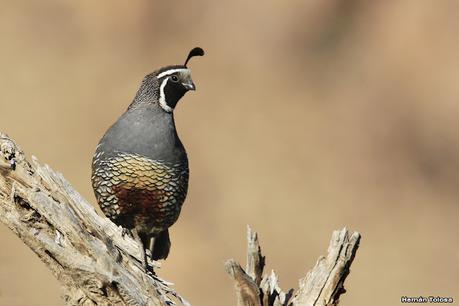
1, 1, 459, 305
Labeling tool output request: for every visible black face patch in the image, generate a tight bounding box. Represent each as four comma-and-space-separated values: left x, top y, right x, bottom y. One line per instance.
163, 77, 188, 109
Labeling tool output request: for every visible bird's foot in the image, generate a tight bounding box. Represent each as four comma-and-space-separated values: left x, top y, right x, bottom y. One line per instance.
146, 267, 156, 276
121, 227, 130, 238
145, 250, 156, 275
130, 228, 149, 273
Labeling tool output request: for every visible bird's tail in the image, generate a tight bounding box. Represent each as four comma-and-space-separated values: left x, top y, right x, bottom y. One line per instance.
148, 229, 171, 260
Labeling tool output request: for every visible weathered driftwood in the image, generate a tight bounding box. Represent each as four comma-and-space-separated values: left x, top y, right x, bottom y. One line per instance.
0, 132, 188, 306
225, 226, 361, 306
0, 132, 361, 306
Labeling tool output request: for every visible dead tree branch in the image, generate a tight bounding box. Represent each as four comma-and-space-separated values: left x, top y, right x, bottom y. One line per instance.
0, 132, 361, 306
0, 133, 189, 306
225, 226, 361, 306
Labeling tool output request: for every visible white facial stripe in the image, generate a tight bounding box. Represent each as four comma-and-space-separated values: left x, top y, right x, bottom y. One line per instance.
157, 68, 188, 79
159, 78, 173, 112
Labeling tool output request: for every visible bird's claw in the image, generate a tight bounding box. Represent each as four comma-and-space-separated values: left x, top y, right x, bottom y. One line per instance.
121, 227, 130, 238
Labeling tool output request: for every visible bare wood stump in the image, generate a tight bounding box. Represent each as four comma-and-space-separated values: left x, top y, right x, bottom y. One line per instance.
225, 226, 361, 306
0, 132, 361, 306
0, 133, 189, 306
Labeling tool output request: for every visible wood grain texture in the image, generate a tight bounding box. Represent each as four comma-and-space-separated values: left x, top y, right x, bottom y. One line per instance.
225, 226, 361, 306
0, 132, 360, 306
0, 133, 189, 306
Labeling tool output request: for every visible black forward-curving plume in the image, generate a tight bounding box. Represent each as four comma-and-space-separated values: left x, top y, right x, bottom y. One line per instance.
184, 47, 205, 67
91, 48, 203, 269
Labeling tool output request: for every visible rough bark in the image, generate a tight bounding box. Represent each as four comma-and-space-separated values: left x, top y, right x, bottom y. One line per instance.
0, 133, 189, 306
225, 226, 361, 306
0, 132, 361, 306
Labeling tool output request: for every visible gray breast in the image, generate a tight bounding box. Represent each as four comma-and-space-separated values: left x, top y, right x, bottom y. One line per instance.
95, 104, 187, 165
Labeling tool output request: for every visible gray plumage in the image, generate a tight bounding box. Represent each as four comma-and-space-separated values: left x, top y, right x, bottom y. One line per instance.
91, 48, 204, 262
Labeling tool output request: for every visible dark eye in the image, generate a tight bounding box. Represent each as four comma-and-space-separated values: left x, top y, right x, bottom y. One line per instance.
170, 75, 179, 83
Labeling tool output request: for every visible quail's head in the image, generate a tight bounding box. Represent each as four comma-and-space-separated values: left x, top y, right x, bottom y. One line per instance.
133, 47, 205, 112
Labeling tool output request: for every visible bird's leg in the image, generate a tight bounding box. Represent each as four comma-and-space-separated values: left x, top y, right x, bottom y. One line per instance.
147, 237, 155, 257
145, 237, 156, 275
131, 228, 148, 272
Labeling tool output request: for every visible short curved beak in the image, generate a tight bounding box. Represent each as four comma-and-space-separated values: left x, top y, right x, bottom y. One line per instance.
182, 80, 196, 91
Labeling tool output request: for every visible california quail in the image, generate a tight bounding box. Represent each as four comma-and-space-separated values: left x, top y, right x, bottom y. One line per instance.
91, 47, 204, 266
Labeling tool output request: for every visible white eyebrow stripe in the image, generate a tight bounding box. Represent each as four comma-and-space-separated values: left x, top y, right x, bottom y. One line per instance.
157, 68, 188, 79
159, 78, 173, 112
